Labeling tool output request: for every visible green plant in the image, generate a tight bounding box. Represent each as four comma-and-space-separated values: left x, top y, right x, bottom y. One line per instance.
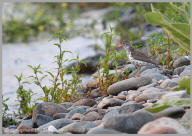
2, 96, 16, 127
174, 78, 190, 95
27, 31, 85, 103
145, 3, 190, 53
15, 73, 37, 117
145, 98, 190, 113
101, 26, 120, 52
96, 27, 129, 94
147, 32, 177, 69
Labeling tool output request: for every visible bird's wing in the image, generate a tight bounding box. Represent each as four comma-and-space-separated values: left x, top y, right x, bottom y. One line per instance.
131, 48, 157, 65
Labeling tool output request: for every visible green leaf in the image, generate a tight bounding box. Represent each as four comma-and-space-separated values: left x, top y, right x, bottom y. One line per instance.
146, 98, 190, 113
145, 12, 190, 53
54, 43, 61, 48
46, 71, 54, 79
174, 78, 190, 94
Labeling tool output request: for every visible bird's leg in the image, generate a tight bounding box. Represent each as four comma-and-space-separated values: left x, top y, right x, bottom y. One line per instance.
135, 65, 141, 77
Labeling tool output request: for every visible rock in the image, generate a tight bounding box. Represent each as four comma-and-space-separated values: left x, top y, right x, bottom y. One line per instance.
94, 120, 103, 126
160, 79, 178, 88
118, 103, 144, 114
73, 98, 96, 107
138, 127, 177, 134
161, 91, 189, 99
103, 111, 155, 133
66, 53, 104, 74
107, 76, 152, 95
53, 113, 67, 120
179, 109, 190, 129
3, 128, 19, 134
113, 95, 126, 101
141, 68, 167, 82
117, 91, 129, 97
86, 78, 99, 90
102, 109, 119, 121
71, 113, 84, 120
17, 119, 34, 130
97, 97, 124, 109
138, 117, 187, 134
81, 111, 100, 121
39, 125, 59, 134
174, 66, 186, 75
19, 128, 38, 134
142, 87, 162, 94
137, 82, 157, 92
66, 106, 89, 119
87, 124, 123, 134
152, 107, 185, 118
35, 114, 53, 127
135, 92, 164, 102
8, 125, 17, 129
173, 56, 190, 68
60, 102, 73, 109
122, 64, 136, 72
121, 101, 137, 106
37, 118, 74, 132
90, 88, 102, 98
180, 66, 192, 77
58, 121, 96, 134
128, 65, 155, 78
126, 91, 140, 101
47, 125, 58, 133
32, 102, 68, 122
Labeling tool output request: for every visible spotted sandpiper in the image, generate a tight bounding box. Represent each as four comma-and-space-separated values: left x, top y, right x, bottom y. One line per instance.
121, 40, 159, 77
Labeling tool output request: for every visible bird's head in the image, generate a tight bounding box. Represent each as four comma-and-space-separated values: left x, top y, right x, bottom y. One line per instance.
120, 40, 134, 52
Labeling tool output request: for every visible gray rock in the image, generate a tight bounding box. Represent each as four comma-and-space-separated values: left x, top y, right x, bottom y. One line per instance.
180, 109, 190, 129
37, 118, 73, 132
174, 66, 186, 75
103, 111, 155, 133
66, 53, 104, 74
161, 91, 189, 99
173, 56, 190, 68
60, 102, 73, 109
160, 79, 178, 88
32, 102, 68, 122
152, 107, 185, 118
137, 82, 157, 92
141, 68, 167, 82
80, 111, 100, 121
17, 119, 34, 130
107, 76, 152, 95
118, 103, 144, 114
97, 98, 124, 109
53, 113, 67, 120
138, 117, 187, 134
128, 65, 156, 78
135, 92, 165, 102
90, 88, 102, 98
142, 87, 162, 94
66, 106, 89, 119
126, 91, 141, 101
72, 98, 96, 107
8, 125, 17, 129
58, 121, 96, 134
180, 66, 192, 77
118, 91, 129, 97
87, 124, 123, 134
102, 110, 119, 121
35, 114, 53, 127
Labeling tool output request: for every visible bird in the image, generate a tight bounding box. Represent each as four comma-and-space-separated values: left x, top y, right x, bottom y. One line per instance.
121, 40, 159, 77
